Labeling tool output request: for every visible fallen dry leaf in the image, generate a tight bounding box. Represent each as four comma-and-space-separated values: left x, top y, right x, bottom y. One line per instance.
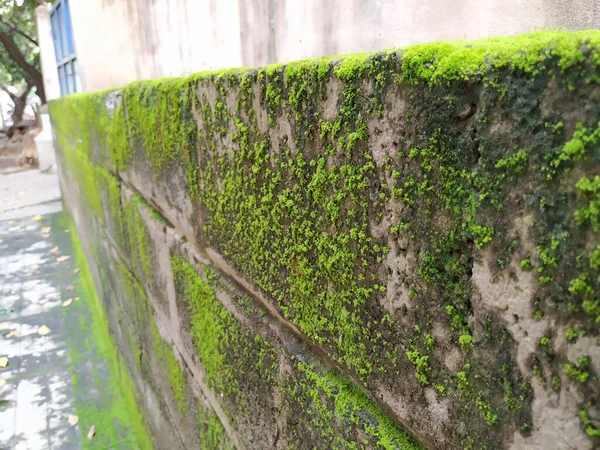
66, 285, 74, 292
40, 226, 51, 233
0, 323, 10, 331
5, 329, 19, 338
0, 379, 6, 388
36, 259, 48, 265
56, 255, 71, 263
87, 424, 95, 440
0, 239, 3, 244
64, 229, 70, 233
33, 215, 45, 222
62, 299, 72, 307
68, 415, 79, 426
73, 268, 81, 274
74, 297, 80, 301
0, 356, 8, 368
37, 325, 51, 336
8, 226, 21, 232
50, 246, 60, 255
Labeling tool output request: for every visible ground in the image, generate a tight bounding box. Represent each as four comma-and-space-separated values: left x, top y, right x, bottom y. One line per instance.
0, 166, 146, 450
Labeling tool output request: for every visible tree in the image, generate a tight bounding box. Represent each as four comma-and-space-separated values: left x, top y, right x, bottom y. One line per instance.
0, 0, 48, 128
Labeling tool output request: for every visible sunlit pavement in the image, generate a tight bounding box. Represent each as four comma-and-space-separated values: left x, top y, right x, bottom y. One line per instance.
0, 168, 139, 450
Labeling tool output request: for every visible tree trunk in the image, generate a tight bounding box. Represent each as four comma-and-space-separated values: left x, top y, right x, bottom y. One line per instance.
11, 94, 26, 125
0, 84, 32, 136
0, 29, 46, 103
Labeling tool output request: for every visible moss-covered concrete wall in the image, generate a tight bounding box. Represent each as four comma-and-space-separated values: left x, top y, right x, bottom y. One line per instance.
49, 31, 600, 449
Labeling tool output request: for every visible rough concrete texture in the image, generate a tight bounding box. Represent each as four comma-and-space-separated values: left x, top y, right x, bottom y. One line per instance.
49, 31, 600, 449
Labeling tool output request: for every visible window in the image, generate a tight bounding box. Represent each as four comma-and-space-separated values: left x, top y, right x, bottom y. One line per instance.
50, 0, 79, 96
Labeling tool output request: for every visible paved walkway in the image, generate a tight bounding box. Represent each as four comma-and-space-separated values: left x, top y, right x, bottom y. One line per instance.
0, 168, 145, 450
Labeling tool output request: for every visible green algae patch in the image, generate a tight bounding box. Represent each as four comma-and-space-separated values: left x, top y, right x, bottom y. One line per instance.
58, 213, 153, 449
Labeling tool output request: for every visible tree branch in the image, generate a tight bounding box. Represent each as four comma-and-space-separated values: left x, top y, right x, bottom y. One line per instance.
0, 28, 42, 90
0, 83, 17, 102
0, 17, 38, 46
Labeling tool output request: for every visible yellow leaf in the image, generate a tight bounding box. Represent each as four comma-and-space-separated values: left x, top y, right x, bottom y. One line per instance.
62, 299, 72, 307
8, 226, 21, 232
0, 357, 8, 368
0, 323, 10, 331
68, 415, 79, 426
56, 255, 71, 263
73, 268, 81, 274
37, 325, 51, 336
33, 215, 45, 222
74, 297, 80, 301
0, 379, 6, 388
5, 329, 19, 338
41, 227, 51, 233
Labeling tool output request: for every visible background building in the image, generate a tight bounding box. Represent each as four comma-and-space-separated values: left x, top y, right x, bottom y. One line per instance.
38, 0, 600, 96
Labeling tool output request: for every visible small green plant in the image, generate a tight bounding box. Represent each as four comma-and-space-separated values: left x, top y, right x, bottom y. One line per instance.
520, 258, 533, 271
425, 333, 435, 350
565, 328, 578, 343
551, 376, 561, 391
564, 356, 590, 383
539, 336, 550, 347
569, 273, 594, 297
459, 333, 474, 351
574, 175, 600, 231
580, 409, 600, 438
406, 346, 430, 385
590, 245, 600, 270
471, 224, 494, 249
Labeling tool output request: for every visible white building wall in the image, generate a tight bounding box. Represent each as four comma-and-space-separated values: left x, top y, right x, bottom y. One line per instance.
55, 0, 600, 91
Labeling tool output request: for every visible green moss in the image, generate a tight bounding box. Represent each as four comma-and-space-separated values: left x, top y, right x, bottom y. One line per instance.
405, 346, 430, 385
49, 30, 600, 448
520, 257, 533, 271
580, 409, 600, 438
459, 333, 474, 351
150, 320, 186, 414
566, 327, 579, 343
399, 31, 600, 86
296, 361, 422, 450
171, 256, 277, 395
575, 175, 600, 231
198, 407, 233, 449
66, 216, 153, 449
123, 194, 154, 281
545, 123, 600, 179
551, 376, 562, 391
564, 356, 590, 383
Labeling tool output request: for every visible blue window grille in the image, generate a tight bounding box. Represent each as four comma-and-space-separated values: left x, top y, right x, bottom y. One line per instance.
50, 0, 79, 96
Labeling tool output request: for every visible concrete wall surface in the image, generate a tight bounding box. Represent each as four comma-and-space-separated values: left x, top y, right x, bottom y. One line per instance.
68, 0, 600, 91
49, 31, 600, 449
